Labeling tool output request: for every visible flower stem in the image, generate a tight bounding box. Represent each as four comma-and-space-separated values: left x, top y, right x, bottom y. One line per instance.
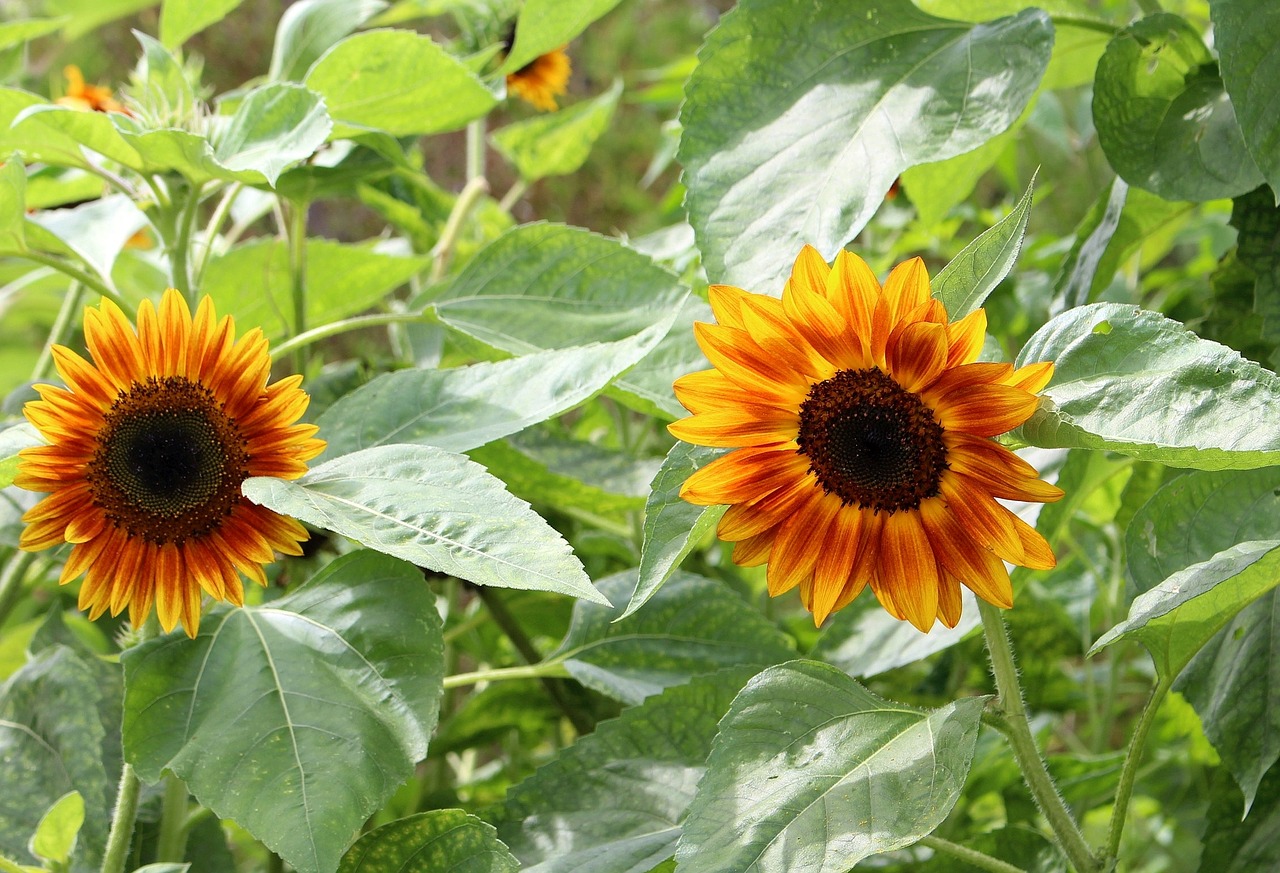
0, 551, 37, 631
1105, 676, 1172, 863
171, 184, 203, 305
979, 600, 1097, 873
32, 281, 85, 381
193, 182, 242, 288
268, 311, 431, 363
154, 773, 190, 863
429, 175, 489, 283
442, 660, 571, 689
465, 117, 486, 182
918, 836, 1028, 873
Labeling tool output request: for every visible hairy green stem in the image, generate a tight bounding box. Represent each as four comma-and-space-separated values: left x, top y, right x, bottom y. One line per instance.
442, 660, 571, 689
1105, 676, 1172, 862
154, 774, 190, 863
268, 311, 430, 362
0, 551, 37, 631
100, 620, 159, 873
32, 282, 85, 381
918, 836, 1028, 873
430, 175, 490, 283
979, 600, 1097, 873
15, 251, 129, 314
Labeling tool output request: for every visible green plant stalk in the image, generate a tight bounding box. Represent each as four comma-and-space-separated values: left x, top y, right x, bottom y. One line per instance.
16, 251, 130, 314
170, 184, 204, 305
442, 660, 571, 689
430, 175, 490, 283
269, 311, 431, 362
465, 117, 485, 182
1105, 676, 1172, 862
99, 763, 142, 873
32, 282, 85, 380
1135, 0, 1162, 14
0, 551, 37, 631
979, 600, 1098, 873
193, 182, 243, 287
918, 836, 1028, 873
154, 773, 190, 863
287, 200, 310, 374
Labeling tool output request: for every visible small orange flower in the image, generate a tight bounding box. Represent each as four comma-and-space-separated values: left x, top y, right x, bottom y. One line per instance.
669, 246, 1063, 632
16, 290, 325, 637
56, 65, 129, 115
506, 48, 571, 111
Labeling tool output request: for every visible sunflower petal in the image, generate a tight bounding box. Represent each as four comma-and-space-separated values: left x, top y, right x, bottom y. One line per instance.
878, 509, 941, 631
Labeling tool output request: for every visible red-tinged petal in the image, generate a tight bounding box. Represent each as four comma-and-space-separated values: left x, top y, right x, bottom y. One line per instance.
674, 369, 766, 415
946, 309, 987, 366
919, 498, 1013, 608
1012, 513, 1057, 570
936, 570, 964, 628
732, 531, 774, 567
784, 277, 865, 370
887, 321, 949, 393
707, 284, 750, 329
738, 302, 830, 381
947, 438, 1065, 503
716, 480, 815, 540
1006, 360, 1054, 393
881, 257, 931, 327
158, 289, 191, 376
878, 509, 941, 632
766, 489, 839, 596
931, 383, 1039, 437
810, 505, 868, 626
681, 446, 811, 505
940, 473, 1026, 564
668, 408, 800, 450
692, 322, 811, 402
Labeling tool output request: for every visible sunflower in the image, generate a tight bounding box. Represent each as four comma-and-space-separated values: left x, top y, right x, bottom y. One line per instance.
15, 290, 325, 637
669, 246, 1063, 632
505, 47, 571, 111
55, 65, 129, 115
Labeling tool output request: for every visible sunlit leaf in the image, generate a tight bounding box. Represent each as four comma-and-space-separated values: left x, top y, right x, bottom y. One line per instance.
29, 792, 83, 866
1211, 0, 1280, 202
123, 551, 445, 873
1093, 13, 1262, 201
500, 0, 623, 73
214, 82, 332, 185
159, 0, 245, 47
491, 79, 622, 182
46, 0, 154, 40
243, 445, 607, 605
0, 160, 26, 252
679, 0, 1051, 292
554, 571, 793, 705
497, 667, 757, 872
676, 660, 984, 872
933, 177, 1035, 318
25, 194, 147, 281
0, 18, 67, 51
269, 0, 388, 82
1016, 302, 1280, 468
339, 810, 517, 873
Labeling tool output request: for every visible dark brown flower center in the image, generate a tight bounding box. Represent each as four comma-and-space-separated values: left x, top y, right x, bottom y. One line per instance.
89, 376, 249, 546
796, 367, 948, 514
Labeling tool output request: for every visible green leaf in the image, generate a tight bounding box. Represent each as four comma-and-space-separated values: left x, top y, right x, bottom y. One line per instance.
497, 667, 757, 872
810, 590, 981, 678
490, 79, 622, 181
269, 0, 389, 82
500, 0, 622, 73
553, 571, 794, 705
1089, 540, 1280, 680
1201, 765, 1280, 871
1211, 0, 1280, 202
679, 0, 1051, 291
611, 295, 711, 420
6, 103, 140, 169
123, 551, 445, 873
200, 238, 427, 338
25, 194, 148, 281
159, 0, 245, 47
0, 160, 26, 252
676, 660, 985, 872
316, 317, 673, 459
242, 444, 606, 605
625, 442, 726, 619
0, 646, 114, 872
214, 82, 332, 186
1016, 302, 1280, 469
339, 810, 517, 873
1125, 467, 1280, 810
305, 30, 496, 138
46, 0, 154, 40
29, 792, 83, 865
0, 17, 68, 51
933, 177, 1035, 318
131, 31, 196, 122
1093, 13, 1262, 202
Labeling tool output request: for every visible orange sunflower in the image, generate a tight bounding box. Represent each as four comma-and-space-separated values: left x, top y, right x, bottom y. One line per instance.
55, 65, 129, 115
669, 246, 1063, 632
506, 47, 571, 111
15, 290, 325, 637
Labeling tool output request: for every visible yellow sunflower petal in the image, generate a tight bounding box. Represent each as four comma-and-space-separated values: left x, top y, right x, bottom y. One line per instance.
946, 308, 987, 366
1006, 360, 1054, 393
881, 257, 932, 327
766, 489, 839, 596
785, 244, 831, 296
931, 383, 1039, 437
936, 571, 964, 628
810, 505, 869, 626
681, 446, 811, 505
878, 509, 941, 631
919, 498, 1013, 608
887, 321, 949, 393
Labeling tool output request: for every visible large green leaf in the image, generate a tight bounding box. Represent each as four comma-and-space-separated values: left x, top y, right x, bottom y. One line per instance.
29, 792, 83, 867
1201, 766, 1280, 871
676, 660, 984, 872
213, 82, 332, 185
432, 222, 687, 352
25, 194, 147, 282
339, 811, 517, 873
1093, 13, 1262, 202
200, 238, 428, 338
1016, 302, 1280, 468
490, 79, 622, 182
1126, 467, 1280, 811
0, 423, 40, 491
6, 104, 141, 170
810, 590, 981, 678
305, 30, 496, 138
46, 0, 154, 39
0, 18, 67, 51
242, 444, 606, 605
932, 178, 1035, 319
497, 667, 757, 872
0, 160, 26, 252
499, 0, 623, 73
123, 551, 445, 873
159, 0, 244, 47
611, 295, 710, 420
315, 317, 673, 460
553, 571, 794, 705
678, 0, 1051, 292
269, 0, 388, 82
1090, 540, 1280, 680
1211, 0, 1280, 202
0, 646, 114, 873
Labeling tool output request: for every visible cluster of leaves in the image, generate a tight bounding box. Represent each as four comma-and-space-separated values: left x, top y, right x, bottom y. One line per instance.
0, 0, 1279, 872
